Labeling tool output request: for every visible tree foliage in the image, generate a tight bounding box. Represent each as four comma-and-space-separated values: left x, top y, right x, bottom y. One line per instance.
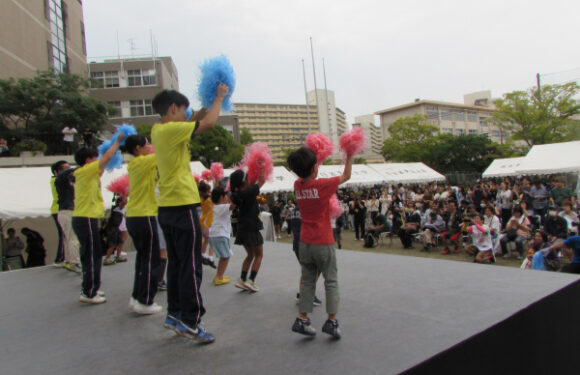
190, 125, 243, 168
0, 71, 116, 154
240, 127, 254, 145
381, 114, 439, 161
491, 82, 580, 146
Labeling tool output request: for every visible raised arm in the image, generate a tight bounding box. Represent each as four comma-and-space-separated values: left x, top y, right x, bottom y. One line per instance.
195, 83, 230, 134
98, 133, 124, 176
339, 155, 353, 185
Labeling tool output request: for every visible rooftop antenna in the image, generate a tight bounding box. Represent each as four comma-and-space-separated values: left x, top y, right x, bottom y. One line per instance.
127, 38, 136, 57
302, 59, 312, 133
116, 30, 120, 58
310, 37, 321, 132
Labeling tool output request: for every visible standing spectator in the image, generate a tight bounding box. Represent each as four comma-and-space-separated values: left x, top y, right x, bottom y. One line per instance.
347, 191, 356, 230
50, 161, 66, 266
0, 138, 9, 156
530, 180, 550, 219
497, 182, 514, 230
62, 126, 77, 154
272, 200, 283, 239
55, 160, 81, 273
368, 194, 380, 220
21, 227, 46, 267
4, 228, 25, 269
353, 197, 366, 241
550, 178, 573, 208
82, 127, 95, 148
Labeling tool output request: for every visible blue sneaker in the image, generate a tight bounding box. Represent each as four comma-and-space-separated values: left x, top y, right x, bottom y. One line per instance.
163, 313, 181, 330
175, 321, 215, 343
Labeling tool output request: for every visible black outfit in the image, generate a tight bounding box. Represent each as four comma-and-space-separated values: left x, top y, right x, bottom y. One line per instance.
51, 213, 65, 263
55, 169, 75, 210
399, 212, 421, 248
126, 216, 160, 306
105, 208, 123, 246
23, 230, 46, 267
271, 204, 282, 226
233, 184, 264, 247
353, 201, 366, 240
72, 217, 102, 298
159, 205, 205, 327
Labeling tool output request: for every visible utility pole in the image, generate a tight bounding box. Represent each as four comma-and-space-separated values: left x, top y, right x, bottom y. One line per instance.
310, 37, 321, 133
302, 59, 311, 134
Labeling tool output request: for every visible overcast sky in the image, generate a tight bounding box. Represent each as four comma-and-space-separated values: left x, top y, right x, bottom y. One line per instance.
83, 0, 580, 125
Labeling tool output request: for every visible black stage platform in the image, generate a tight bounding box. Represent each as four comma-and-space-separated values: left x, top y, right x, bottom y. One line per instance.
1, 242, 578, 375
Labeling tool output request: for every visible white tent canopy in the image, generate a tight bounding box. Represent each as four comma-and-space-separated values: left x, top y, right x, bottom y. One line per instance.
221, 166, 296, 193
189, 161, 207, 175
482, 157, 527, 178
317, 164, 385, 186
367, 163, 446, 184
516, 141, 580, 175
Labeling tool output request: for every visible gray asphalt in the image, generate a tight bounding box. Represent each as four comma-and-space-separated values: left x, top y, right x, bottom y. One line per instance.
1, 242, 577, 375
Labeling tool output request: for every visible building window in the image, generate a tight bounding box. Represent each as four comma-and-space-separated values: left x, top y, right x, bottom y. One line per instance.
442, 128, 453, 134
468, 129, 478, 135
426, 105, 439, 120
127, 69, 156, 87
90, 71, 104, 88
47, 0, 68, 73
492, 130, 500, 138
479, 117, 489, 127
456, 128, 465, 136
440, 107, 452, 121
467, 111, 477, 122
108, 101, 121, 117
130, 99, 153, 117
104, 71, 119, 88
453, 109, 466, 122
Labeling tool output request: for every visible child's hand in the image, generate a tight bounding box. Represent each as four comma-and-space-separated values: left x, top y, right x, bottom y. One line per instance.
217, 83, 229, 97
116, 133, 125, 143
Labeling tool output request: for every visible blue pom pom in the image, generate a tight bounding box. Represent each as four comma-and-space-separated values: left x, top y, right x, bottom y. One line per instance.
98, 124, 137, 171
197, 55, 235, 112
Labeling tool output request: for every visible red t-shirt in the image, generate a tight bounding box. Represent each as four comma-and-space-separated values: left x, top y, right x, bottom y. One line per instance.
294, 176, 340, 245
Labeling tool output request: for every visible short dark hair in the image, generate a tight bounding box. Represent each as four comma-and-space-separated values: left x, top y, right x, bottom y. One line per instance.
74, 147, 99, 166
229, 169, 245, 191
211, 186, 227, 204
51, 160, 68, 175
287, 147, 317, 178
151, 90, 189, 116
198, 181, 211, 194
7, 228, 15, 235
121, 134, 147, 155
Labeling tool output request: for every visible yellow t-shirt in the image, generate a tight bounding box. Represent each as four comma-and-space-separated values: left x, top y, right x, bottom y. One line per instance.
200, 197, 214, 230
50, 176, 59, 214
151, 121, 200, 207
73, 161, 104, 218
126, 154, 158, 217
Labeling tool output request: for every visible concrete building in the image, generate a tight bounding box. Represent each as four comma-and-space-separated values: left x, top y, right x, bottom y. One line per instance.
353, 115, 385, 163
0, 0, 87, 79
375, 91, 509, 143
87, 56, 179, 128
233, 89, 348, 162
233, 103, 319, 161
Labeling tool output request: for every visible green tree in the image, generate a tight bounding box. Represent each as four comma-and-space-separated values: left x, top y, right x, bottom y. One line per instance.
381, 114, 439, 161
428, 134, 518, 173
491, 82, 580, 147
0, 70, 116, 154
353, 157, 366, 164
190, 125, 243, 168
135, 123, 153, 139
240, 127, 254, 145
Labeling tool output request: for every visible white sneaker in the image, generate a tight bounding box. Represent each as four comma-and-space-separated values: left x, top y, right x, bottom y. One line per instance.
128, 297, 137, 311
97, 290, 106, 297
80, 293, 106, 304
244, 280, 259, 292
132, 301, 163, 315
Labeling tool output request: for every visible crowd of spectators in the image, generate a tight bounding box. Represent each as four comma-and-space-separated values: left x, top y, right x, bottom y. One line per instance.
261, 175, 580, 273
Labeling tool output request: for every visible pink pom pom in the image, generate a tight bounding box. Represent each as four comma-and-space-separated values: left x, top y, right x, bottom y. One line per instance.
339, 126, 367, 157
149, 145, 155, 154
305, 133, 335, 165
107, 174, 130, 195
201, 170, 212, 181
210, 162, 224, 182
329, 194, 342, 219
193, 173, 201, 183
242, 142, 274, 185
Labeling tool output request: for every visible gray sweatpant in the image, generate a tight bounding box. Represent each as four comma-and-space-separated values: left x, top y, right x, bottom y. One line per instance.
298, 242, 339, 315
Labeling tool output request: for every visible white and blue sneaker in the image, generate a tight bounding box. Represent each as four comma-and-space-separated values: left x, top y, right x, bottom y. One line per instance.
175, 321, 215, 344
163, 313, 181, 330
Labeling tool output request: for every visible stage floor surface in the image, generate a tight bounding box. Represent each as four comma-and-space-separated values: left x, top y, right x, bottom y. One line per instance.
1, 242, 578, 375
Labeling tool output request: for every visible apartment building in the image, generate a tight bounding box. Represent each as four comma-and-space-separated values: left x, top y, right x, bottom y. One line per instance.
353, 115, 385, 163
87, 56, 179, 127
375, 91, 509, 143
0, 0, 87, 79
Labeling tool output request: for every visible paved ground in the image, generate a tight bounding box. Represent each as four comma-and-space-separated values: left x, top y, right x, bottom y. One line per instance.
1, 241, 578, 375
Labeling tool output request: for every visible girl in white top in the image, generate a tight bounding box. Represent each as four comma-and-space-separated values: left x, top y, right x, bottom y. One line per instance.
208, 186, 234, 286
464, 213, 494, 263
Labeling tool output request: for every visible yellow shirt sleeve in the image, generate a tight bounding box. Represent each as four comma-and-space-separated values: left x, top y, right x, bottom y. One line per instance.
73, 161, 105, 218
200, 198, 214, 229
50, 176, 59, 214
